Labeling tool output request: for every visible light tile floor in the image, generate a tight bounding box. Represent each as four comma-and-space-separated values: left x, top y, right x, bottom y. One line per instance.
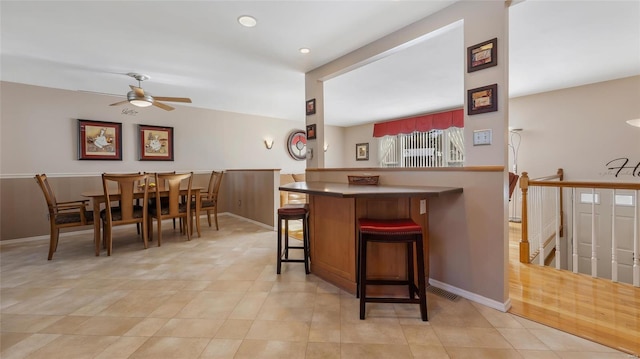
0, 215, 633, 358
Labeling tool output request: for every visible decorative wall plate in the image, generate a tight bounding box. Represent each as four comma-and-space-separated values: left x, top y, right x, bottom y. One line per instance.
287, 130, 307, 161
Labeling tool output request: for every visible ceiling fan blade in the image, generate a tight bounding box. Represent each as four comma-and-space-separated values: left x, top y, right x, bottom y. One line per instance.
153, 101, 175, 111
109, 100, 130, 107
130, 85, 145, 97
153, 96, 192, 103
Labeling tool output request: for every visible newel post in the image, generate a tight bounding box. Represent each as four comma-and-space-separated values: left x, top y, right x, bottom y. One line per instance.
519, 172, 530, 263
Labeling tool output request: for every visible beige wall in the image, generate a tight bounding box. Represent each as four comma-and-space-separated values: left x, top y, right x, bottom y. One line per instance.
510, 75, 640, 181
1, 82, 342, 240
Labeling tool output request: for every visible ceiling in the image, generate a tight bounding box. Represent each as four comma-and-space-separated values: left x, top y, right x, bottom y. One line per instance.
1, 1, 639, 127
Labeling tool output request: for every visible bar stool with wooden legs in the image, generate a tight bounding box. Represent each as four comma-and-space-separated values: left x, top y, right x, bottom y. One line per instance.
277, 203, 310, 274
357, 218, 428, 321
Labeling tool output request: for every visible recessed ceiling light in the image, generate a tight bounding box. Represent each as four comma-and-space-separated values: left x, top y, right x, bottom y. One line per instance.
299, 48, 310, 54
238, 15, 257, 28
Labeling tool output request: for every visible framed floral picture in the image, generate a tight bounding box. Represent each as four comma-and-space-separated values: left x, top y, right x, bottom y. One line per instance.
138, 125, 174, 161
77, 119, 122, 160
355, 143, 369, 161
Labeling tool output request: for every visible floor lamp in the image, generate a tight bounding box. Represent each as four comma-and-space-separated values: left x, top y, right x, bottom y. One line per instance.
509, 128, 523, 223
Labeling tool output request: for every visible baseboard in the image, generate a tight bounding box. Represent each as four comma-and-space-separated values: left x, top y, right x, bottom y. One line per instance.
221, 212, 275, 231
428, 278, 512, 312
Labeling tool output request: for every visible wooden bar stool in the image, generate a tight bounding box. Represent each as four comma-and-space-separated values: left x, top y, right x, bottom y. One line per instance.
357, 218, 428, 321
277, 203, 310, 274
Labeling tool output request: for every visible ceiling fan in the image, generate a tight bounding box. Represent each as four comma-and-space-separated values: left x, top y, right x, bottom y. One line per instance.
109, 73, 192, 111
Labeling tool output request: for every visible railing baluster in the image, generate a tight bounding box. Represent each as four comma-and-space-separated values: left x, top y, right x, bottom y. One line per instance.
591, 188, 597, 278
634, 190, 639, 287
573, 188, 578, 273
612, 189, 617, 282
555, 187, 561, 269
538, 186, 544, 265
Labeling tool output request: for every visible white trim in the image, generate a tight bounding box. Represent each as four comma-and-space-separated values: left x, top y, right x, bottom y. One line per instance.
0, 171, 217, 180
222, 212, 275, 231
429, 278, 512, 312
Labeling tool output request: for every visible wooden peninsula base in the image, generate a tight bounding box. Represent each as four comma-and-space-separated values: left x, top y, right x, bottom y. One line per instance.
279, 182, 463, 295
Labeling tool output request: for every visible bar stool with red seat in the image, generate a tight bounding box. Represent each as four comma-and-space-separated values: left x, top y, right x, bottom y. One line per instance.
358, 218, 428, 321
277, 203, 310, 274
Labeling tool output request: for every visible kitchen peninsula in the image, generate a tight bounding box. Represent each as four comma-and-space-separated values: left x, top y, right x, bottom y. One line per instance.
279, 181, 463, 294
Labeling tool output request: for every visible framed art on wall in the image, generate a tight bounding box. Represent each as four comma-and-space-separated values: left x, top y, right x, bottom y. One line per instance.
306, 99, 316, 115
355, 143, 369, 161
306, 124, 317, 140
77, 119, 122, 160
468, 84, 498, 115
138, 125, 174, 161
467, 38, 497, 72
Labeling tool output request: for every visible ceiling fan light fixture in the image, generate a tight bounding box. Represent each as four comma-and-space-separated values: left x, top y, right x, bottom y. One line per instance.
127, 92, 153, 107
238, 15, 257, 28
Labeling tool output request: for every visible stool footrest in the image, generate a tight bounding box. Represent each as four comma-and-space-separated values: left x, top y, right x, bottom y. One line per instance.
365, 279, 415, 286
363, 297, 423, 304
280, 258, 306, 263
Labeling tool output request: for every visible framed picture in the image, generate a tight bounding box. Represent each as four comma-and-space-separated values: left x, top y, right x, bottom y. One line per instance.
468, 84, 498, 115
77, 119, 122, 160
355, 143, 369, 161
287, 130, 307, 161
306, 98, 316, 115
306, 124, 317, 140
138, 125, 174, 161
467, 38, 497, 73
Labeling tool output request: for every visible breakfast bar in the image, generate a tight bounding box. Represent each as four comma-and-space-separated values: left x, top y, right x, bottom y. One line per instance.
279, 181, 463, 295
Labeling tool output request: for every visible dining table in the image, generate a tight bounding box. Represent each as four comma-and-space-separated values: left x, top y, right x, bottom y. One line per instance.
82, 186, 203, 256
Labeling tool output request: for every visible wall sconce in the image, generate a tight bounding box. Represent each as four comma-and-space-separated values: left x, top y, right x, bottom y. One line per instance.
324, 143, 329, 152
626, 118, 640, 127
264, 138, 274, 149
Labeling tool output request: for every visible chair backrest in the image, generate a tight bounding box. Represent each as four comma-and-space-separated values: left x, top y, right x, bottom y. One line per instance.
206, 171, 224, 201
34, 174, 58, 215
102, 173, 149, 224
508, 172, 520, 200
153, 172, 193, 217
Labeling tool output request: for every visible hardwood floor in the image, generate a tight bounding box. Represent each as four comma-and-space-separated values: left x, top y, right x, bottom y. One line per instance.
508, 222, 640, 355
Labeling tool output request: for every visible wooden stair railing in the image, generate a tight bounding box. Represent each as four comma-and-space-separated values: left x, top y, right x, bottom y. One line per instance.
519, 168, 564, 263
519, 169, 640, 287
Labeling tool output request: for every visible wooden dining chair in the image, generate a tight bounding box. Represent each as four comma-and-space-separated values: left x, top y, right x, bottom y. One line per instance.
148, 172, 193, 246
101, 173, 150, 256
137, 171, 177, 236
192, 170, 224, 231
34, 174, 94, 260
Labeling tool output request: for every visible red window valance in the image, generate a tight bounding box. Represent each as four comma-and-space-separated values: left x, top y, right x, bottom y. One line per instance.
372, 109, 463, 138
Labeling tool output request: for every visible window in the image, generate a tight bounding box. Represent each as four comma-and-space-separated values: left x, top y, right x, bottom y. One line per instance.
378, 127, 464, 168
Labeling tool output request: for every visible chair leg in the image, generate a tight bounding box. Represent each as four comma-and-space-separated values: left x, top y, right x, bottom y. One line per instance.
47, 226, 58, 260
284, 219, 289, 259
207, 210, 212, 227
185, 215, 192, 241
359, 237, 368, 320
277, 216, 283, 274
214, 208, 219, 230
415, 235, 428, 321
141, 220, 148, 249
106, 223, 112, 256
407, 242, 415, 299
157, 219, 162, 247
303, 214, 310, 274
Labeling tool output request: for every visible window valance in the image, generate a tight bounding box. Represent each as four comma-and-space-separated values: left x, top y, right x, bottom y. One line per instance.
372, 109, 464, 138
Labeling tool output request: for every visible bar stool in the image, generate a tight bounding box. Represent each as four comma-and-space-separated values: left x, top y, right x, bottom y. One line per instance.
357, 218, 428, 321
277, 203, 310, 274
